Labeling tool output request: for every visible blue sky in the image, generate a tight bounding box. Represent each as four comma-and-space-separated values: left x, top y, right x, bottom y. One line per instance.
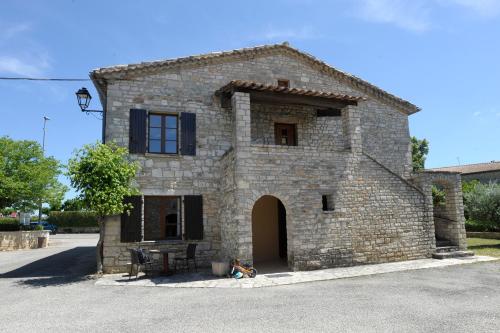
1, 0, 499, 199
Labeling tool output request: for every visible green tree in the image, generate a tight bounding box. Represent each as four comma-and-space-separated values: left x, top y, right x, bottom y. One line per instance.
432, 185, 446, 206
0, 136, 67, 212
463, 182, 500, 230
462, 180, 480, 219
68, 142, 139, 273
61, 197, 86, 211
411, 136, 429, 171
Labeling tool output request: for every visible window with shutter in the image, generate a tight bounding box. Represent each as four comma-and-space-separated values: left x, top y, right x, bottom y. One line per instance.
148, 114, 178, 154
180, 112, 196, 156
144, 196, 181, 240
120, 196, 143, 242
129, 109, 147, 154
184, 195, 203, 240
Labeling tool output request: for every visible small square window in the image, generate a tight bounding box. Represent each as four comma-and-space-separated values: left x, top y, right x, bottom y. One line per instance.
277, 79, 289, 88
317, 109, 342, 117
322, 195, 334, 211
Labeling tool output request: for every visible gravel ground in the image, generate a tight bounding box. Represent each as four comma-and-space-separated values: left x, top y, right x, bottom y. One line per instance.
1, 234, 499, 332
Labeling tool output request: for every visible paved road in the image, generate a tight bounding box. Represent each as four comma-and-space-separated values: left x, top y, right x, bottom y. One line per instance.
0, 235, 499, 332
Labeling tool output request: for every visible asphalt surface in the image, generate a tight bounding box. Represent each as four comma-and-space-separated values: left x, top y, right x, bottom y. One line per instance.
0, 234, 499, 332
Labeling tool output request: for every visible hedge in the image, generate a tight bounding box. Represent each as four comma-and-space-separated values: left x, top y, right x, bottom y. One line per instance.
0, 217, 18, 224
47, 211, 98, 228
465, 219, 499, 232
0, 219, 33, 231
0, 220, 21, 231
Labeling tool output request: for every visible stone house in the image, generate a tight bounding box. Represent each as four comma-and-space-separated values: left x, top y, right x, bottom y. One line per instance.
90, 43, 468, 273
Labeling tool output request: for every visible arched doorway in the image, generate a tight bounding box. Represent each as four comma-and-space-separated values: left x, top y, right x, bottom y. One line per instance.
251, 195, 287, 267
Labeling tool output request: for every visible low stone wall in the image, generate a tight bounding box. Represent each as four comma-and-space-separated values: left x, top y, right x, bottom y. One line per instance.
58, 227, 99, 234
0, 231, 50, 251
466, 232, 500, 239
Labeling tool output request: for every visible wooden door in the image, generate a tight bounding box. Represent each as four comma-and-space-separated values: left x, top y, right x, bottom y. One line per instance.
274, 123, 297, 146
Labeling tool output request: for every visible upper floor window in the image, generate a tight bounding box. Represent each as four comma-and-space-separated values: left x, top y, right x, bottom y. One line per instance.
274, 123, 297, 146
148, 114, 178, 154
277, 79, 290, 88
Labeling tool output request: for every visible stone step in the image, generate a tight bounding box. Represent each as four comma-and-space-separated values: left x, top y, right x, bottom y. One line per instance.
435, 246, 460, 253
432, 251, 475, 259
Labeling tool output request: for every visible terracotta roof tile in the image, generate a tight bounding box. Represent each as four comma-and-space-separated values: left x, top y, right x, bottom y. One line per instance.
216, 80, 361, 104
90, 43, 420, 115
429, 161, 500, 174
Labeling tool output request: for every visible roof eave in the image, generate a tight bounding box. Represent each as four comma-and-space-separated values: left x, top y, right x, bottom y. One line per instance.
90, 43, 421, 115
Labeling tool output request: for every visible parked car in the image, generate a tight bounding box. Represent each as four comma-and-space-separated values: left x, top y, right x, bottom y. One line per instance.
30, 221, 58, 235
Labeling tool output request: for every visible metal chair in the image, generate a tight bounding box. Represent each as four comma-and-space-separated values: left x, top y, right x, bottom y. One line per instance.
128, 248, 154, 279
173, 243, 198, 272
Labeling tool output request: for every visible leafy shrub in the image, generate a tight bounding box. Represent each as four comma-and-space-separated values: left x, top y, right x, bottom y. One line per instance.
47, 211, 98, 228
33, 224, 44, 231
0, 217, 17, 223
462, 180, 480, 195
432, 185, 446, 206
465, 219, 498, 232
463, 182, 500, 231
462, 180, 480, 219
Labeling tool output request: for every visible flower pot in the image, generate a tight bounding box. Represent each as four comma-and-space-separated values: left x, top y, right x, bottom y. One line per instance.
211, 261, 229, 276
37, 236, 48, 248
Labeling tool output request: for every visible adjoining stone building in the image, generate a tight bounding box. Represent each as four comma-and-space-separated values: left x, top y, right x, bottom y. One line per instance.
430, 161, 500, 184
90, 43, 469, 273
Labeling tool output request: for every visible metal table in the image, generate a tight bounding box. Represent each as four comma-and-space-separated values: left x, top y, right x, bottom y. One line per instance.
149, 249, 175, 275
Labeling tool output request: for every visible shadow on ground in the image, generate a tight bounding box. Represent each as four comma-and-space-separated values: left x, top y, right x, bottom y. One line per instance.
0, 247, 96, 288
117, 270, 224, 284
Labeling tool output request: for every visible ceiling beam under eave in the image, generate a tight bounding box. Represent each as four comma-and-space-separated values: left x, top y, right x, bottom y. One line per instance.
218, 90, 357, 109
249, 91, 356, 109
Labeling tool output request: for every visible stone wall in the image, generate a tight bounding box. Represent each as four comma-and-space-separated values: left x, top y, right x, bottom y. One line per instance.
102, 215, 215, 273
462, 170, 500, 184
250, 103, 345, 149
412, 171, 467, 250
0, 231, 50, 251
58, 227, 99, 233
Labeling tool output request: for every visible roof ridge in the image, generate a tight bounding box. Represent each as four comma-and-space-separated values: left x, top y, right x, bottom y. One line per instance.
91, 43, 285, 73
431, 160, 500, 169
90, 42, 420, 114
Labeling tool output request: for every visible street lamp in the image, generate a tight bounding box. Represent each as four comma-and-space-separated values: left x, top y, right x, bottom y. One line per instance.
38, 116, 50, 223
75, 87, 102, 113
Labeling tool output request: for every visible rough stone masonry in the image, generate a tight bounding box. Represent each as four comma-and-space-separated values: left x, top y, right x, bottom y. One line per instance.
90, 43, 467, 273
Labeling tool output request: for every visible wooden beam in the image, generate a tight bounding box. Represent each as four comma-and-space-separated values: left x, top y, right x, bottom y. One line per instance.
248, 91, 356, 109
218, 89, 357, 109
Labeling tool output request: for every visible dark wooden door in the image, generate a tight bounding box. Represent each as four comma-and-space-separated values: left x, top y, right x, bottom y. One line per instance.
274, 123, 297, 146
277, 200, 287, 259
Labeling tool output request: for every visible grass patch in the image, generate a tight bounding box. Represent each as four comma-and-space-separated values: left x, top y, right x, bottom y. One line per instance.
467, 238, 500, 258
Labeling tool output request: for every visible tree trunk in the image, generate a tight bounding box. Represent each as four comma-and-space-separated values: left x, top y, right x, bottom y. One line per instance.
96, 216, 105, 274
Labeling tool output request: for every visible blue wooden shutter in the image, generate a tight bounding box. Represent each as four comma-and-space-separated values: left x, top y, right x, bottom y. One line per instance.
184, 195, 203, 240
120, 196, 142, 242
129, 109, 147, 154
180, 112, 196, 156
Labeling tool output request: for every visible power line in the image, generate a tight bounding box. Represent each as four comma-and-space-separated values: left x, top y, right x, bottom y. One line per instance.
0, 77, 90, 81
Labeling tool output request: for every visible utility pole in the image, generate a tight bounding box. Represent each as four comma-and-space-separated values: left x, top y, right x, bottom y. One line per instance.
38, 116, 50, 223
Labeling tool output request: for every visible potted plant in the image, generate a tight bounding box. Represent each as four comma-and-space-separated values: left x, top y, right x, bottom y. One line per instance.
211, 257, 229, 277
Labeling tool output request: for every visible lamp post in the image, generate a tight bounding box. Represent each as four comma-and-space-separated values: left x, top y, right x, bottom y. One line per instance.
75, 87, 103, 113
38, 116, 50, 223
75, 87, 105, 142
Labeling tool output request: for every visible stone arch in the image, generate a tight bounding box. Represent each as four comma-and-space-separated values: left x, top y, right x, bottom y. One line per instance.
427, 174, 467, 249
